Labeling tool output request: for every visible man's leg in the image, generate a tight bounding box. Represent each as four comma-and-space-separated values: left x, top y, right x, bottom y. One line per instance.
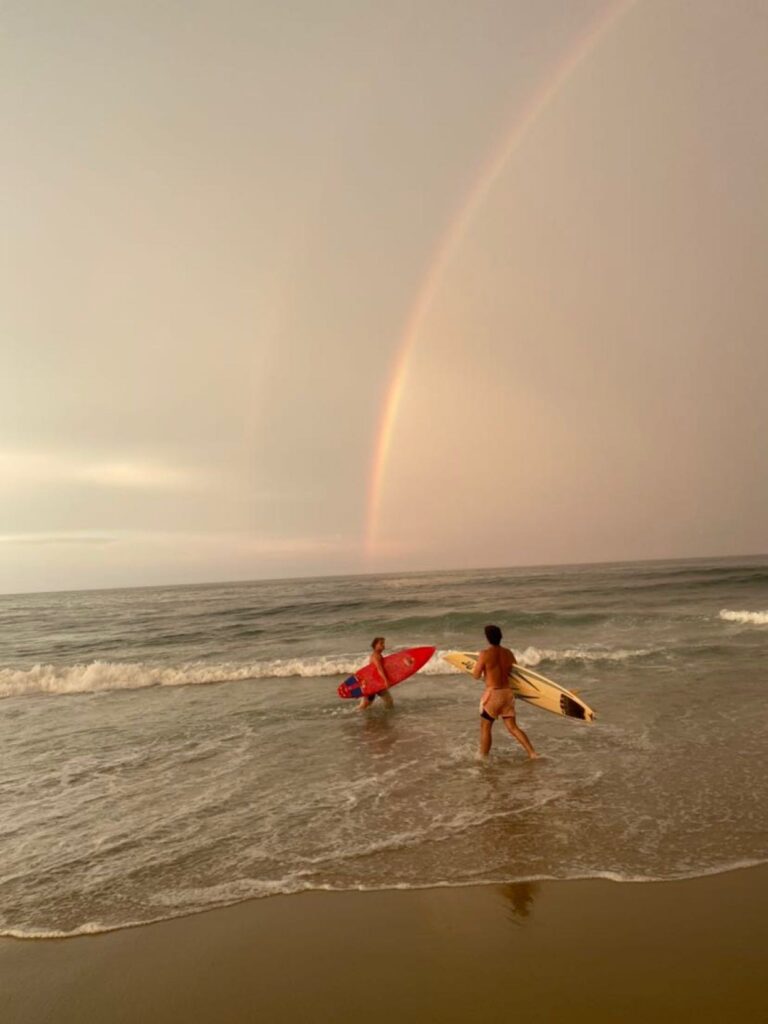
501, 715, 539, 759
356, 695, 374, 711
480, 714, 494, 756
378, 689, 394, 709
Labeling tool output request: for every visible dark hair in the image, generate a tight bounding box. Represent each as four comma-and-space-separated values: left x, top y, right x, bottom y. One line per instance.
371, 636, 385, 649
484, 624, 502, 646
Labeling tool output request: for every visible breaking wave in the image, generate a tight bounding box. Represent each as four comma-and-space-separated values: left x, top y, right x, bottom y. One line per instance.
514, 645, 654, 667
0, 645, 655, 699
719, 609, 768, 626
0, 658, 361, 698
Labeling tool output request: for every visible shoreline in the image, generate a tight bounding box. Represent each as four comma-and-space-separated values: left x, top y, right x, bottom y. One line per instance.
3, 864, 767, 1023
3, 857, 766, 942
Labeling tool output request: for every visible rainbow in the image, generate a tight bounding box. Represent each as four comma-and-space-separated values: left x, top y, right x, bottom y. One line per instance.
364, 0, 638, 561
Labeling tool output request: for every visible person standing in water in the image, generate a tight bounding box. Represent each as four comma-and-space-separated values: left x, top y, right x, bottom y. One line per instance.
473, 624, 538, 758
357, 636, 394, 711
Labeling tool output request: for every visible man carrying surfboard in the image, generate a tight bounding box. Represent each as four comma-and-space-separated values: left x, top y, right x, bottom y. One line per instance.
473, 625, 539, 759
357, 637, 395, 711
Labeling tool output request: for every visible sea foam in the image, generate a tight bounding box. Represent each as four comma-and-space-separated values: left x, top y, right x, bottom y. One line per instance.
3, 858, 765, 940
0, 645, 654, 699
0, 658, 360, 698
719, 609, 768, 626
515, 645, 653, 666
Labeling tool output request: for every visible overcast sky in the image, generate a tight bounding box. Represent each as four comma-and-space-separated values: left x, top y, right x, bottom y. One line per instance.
3, 0, 767, 593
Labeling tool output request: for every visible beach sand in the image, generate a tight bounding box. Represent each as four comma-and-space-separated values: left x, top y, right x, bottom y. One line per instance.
3, 865, 767, 1023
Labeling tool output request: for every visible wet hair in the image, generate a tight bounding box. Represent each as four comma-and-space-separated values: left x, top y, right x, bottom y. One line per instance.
371, 636, 385, 649
484, 624, 502, 646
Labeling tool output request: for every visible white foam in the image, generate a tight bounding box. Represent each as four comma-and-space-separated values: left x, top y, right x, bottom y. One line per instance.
0, 652, 461, 699
720, 608, 768, 626
516, 646, 652, 666
0, 656, 376, 698
0, 643, 656, 699
434, 646, 651, 673
3, 859, 764, 940
0, 920, 124, 939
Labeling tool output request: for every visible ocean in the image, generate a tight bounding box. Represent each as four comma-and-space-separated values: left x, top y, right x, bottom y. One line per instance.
1, 556, 766, 938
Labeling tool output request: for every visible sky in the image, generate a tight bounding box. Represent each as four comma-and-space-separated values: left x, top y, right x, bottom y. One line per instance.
2, 0, 767, 593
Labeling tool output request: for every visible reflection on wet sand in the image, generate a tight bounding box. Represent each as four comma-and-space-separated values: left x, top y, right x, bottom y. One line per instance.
500, 881, 540, 922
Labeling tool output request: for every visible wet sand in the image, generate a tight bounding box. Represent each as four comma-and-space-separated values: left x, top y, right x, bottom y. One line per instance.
2, 865, 767, 1023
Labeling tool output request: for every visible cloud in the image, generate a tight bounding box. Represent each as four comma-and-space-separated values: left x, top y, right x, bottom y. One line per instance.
0, 533, 118, 546
0, 528, 355, 557
0, 528, 370, 593
76, 461, 194, 490
0, 450, 201, 493
133, 531, 360, 559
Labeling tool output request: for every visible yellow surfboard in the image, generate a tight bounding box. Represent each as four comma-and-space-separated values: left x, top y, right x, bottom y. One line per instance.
442, 651, 596, 722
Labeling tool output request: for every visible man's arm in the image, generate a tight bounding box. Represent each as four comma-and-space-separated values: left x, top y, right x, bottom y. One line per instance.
472, 651, 486, 680
372, 651, 390, 687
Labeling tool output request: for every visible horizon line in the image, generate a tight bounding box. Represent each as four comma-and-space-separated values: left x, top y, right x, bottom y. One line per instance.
2, 549, 764, 599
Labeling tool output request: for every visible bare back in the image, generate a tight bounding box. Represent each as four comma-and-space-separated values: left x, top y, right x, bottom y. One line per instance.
477, 644, 516, 689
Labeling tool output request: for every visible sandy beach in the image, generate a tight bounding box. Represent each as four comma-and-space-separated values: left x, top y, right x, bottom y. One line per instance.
3, 864, 767, 1023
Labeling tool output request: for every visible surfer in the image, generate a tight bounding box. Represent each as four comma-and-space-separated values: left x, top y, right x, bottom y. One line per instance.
356, 637, 395, 711
473, 625, 538, 759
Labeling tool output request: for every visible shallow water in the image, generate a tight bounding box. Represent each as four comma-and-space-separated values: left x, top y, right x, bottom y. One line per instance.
0, 556, 766, 936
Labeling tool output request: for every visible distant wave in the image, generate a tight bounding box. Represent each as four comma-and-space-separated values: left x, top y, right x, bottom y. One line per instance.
372, 609, 610, 632
556, 566, 768, 597
719, 609, 768, 626
0, 645, 655, 699
515, 645, 654, 666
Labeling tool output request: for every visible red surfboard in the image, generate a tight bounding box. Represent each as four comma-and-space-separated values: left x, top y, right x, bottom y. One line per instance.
337, 646, 435, 699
